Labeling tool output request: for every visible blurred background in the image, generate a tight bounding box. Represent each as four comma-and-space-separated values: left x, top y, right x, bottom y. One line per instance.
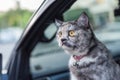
0, 0, 43, 68
0, 0, 120, 69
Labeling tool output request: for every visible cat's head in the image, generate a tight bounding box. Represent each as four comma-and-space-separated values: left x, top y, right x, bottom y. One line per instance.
55, 12, 93, 55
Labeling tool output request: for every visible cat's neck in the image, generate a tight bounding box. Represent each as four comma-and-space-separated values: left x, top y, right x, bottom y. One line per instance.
74, 36, 98, 58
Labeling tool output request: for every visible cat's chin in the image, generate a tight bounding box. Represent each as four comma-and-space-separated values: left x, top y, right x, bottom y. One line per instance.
63, 47, 88, 56
62, 46, 77, 54
60, 44, 82, 55
62, 46, 72, 50
65, 50, 88, 56
61, 44, 75, 50
64, 50, 78, 55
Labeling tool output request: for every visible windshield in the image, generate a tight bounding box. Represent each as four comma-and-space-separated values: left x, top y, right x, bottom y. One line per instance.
0, 0, 44, 68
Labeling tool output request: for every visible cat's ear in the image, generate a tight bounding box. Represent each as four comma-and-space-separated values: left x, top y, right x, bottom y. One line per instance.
77, 12, 89, 27
55, 19, 63, 27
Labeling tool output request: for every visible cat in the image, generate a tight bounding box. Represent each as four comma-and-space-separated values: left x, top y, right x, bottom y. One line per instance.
55, 12, 120, 80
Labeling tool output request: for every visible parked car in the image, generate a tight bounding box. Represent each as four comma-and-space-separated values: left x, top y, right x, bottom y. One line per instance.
0, 0, 120, 80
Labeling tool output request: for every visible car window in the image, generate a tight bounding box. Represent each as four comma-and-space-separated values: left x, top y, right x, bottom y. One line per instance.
30, 23, 70, 76
44, 23, 57, 39
0, 0, 44, 68
30, 0, 120, 78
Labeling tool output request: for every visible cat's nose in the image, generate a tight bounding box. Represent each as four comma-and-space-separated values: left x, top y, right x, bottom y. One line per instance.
61, 38, 67, 42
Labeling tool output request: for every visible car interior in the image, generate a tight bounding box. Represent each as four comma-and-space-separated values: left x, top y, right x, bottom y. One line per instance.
5, 0, 120, 80
26, 0, 120, 80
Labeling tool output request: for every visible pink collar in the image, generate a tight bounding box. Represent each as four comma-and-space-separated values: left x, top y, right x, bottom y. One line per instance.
73, 55, 85, 61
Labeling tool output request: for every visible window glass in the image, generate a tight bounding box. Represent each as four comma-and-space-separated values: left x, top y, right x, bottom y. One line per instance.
0, 0, 44, 68
30, 0, 120, 77
44, 23, 57, 39
30, 23, 70, 75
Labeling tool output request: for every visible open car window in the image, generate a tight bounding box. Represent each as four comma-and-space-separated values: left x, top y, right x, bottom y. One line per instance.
30, 23, 70, 77
29, 0, 120, 79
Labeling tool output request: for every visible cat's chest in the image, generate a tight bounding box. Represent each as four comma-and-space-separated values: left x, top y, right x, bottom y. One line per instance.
69, 56, 97, 78
69, 56, 96, 67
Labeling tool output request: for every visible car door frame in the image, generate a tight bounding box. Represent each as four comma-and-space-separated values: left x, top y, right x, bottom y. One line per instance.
6, 0, 76, 80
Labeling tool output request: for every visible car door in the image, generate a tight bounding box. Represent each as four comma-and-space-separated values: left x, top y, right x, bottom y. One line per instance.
6, 0, 120, 80
6, 0, 76, 80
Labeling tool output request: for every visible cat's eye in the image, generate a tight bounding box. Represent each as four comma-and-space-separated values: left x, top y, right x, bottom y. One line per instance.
58, 31, 62, 37
69, 30, 75, 37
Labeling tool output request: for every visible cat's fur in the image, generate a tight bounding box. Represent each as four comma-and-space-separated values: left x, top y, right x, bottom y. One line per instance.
55, 12, 120, 80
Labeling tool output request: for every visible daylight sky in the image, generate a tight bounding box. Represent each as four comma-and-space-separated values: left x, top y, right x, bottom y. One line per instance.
0, 0, 44, 11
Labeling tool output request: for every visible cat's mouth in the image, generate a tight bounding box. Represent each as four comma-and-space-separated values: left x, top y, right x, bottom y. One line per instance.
62, 42, 75, 49
62, 42, 70, 46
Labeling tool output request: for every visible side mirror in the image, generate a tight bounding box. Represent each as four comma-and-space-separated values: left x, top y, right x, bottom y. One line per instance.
0, 54, 2, 80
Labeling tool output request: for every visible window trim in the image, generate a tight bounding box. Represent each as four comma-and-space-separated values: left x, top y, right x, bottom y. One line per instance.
7, 0, 76, 80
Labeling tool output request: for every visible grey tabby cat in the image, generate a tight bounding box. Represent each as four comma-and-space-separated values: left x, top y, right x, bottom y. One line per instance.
55, 12, 120, 80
